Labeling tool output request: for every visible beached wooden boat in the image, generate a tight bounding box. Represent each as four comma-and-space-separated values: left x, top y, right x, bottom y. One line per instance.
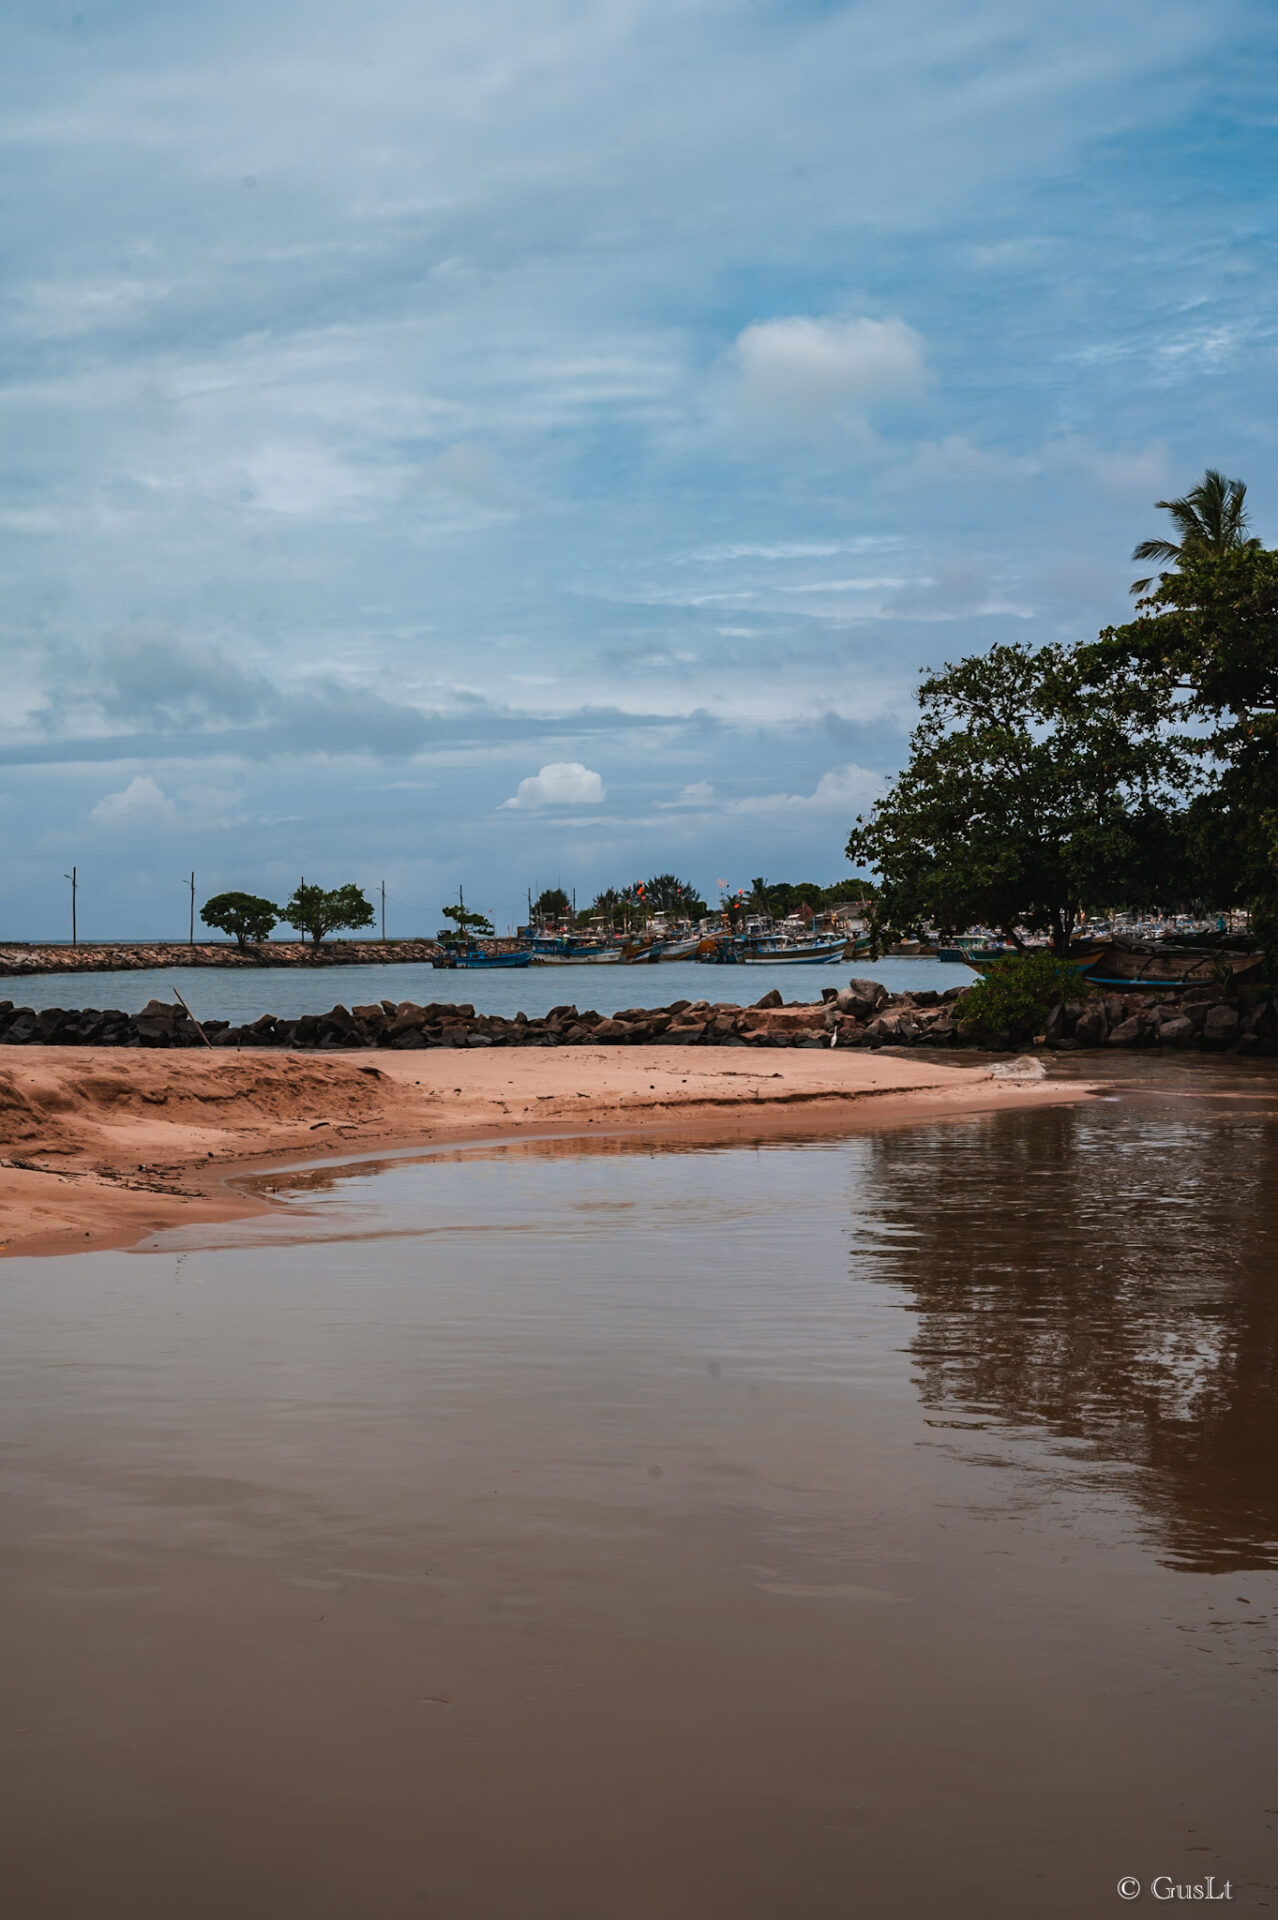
1080, 941, 1265, 991
961, 942, 1104, 976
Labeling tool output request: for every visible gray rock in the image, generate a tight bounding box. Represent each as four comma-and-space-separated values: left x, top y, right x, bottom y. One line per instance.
1156, 1015, 1195, 1045
838, 978, 889, 1020
1202, 1005, 1240, 1045
1106, 1016, 1144, 1047
1073, 1006, 1108, 1046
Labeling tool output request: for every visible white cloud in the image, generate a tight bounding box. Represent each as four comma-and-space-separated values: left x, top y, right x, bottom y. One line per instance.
500, 761, 606, 809
733, 316, 928, 437
730, 763, 883, 814
90, 774, 176, 826
657, 779, 715, 809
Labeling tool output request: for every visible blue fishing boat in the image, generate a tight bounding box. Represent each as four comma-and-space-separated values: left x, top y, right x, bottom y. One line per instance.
432, 945, 532, 969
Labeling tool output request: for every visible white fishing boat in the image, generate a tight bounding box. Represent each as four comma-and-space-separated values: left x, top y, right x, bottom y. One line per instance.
528, 944, 624, 965
737, 932, 848, 964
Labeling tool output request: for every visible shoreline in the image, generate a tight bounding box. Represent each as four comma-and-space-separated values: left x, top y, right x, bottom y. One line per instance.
0, 1044, 1090, 1259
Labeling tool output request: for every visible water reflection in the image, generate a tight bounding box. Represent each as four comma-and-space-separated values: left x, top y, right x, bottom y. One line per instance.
856, 1088, 1278, 1573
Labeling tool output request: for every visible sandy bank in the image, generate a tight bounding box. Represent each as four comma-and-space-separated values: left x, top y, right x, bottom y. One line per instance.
0, 1044, 1088, 1257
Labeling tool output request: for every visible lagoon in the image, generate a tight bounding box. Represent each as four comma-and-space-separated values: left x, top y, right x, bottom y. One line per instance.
2, 1061, 1274, 1916
0, 953, 961, 1024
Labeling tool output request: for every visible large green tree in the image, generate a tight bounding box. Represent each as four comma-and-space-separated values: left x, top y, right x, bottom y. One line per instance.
199, 890, 279, 948
846, 642, 1187, 953
283, 881, 376, 946
1093, 540, 1278, 955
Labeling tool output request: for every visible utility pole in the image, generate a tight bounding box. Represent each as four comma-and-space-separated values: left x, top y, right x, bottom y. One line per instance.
189, 871, 195, 946
380, 879, 386, 942
64, 866, 77, 946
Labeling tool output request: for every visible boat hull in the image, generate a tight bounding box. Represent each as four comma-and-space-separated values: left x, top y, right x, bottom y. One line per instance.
529, 950, 623, 965
738, 944, 847, 964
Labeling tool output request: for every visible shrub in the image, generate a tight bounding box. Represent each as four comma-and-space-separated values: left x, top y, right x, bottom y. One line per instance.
955, 950, 1095, 1038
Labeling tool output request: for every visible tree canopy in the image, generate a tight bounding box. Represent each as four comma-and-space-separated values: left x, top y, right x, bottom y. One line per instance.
199, 891, 279, 948
534, 887, 571, 922
634, 873, 707, 916
439, 899, 495, 944
282, 882, 376, 946
846, 641, 1188, 952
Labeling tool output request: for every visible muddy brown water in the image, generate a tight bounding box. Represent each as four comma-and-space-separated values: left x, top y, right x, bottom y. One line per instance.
2, 1057, 1275, 1917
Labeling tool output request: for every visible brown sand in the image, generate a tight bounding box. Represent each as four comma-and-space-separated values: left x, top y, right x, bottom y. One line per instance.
0, 1043, 1087, 1256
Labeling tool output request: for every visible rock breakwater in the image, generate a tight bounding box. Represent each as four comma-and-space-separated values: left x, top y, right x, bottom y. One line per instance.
1, 977, 1273, 1053
0, 941, 441, 976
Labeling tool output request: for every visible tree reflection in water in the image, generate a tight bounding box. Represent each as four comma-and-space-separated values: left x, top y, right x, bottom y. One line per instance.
854, 1089, 1278, 1574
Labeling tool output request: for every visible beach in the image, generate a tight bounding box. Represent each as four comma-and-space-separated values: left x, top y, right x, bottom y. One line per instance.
0, 1044, 1087, 1257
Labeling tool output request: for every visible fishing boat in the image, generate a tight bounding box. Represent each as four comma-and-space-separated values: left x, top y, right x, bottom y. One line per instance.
939, 937, 1014, 964
657, 934, 703, 960
431, 944, 532, 970
737, 934, 848, 964
528, 944, 623, 965
526, 930, 624, 964
1078, 939, 1264, 991
959, 940, 1117, 978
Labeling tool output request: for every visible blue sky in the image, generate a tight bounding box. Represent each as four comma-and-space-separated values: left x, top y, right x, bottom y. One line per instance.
3, 0, 1276, 937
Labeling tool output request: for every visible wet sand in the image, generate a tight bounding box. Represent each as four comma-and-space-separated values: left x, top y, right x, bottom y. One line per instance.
2, 1087, 1275, 1919
0, 1043, 1086, 1256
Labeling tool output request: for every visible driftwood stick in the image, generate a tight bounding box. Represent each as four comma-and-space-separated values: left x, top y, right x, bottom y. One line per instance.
171, 987, 212, 1047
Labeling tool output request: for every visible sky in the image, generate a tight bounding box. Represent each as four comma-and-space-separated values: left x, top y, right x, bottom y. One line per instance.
3, 0, 1277, 938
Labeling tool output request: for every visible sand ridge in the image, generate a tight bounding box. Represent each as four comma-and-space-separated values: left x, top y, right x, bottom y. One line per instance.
0, 1044, 1089, 1256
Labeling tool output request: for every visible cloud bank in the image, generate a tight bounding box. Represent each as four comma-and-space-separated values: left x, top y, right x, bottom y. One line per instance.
0, 0, 1269, 932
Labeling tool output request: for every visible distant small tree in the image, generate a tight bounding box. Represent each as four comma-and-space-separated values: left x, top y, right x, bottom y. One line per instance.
200, 891, 279, 949
438, 897, 495, 946
534, 887, 571, 923
641, 873, 707, 916
283, 881, 376, 946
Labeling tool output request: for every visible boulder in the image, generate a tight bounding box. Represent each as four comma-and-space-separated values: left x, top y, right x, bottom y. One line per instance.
1073, 1006, 1108, 1046
1106, 1016, 1145, 1047
752, 989, 783, 1010
838, 978, 889, 1020
1155, 1015, 1195, 1046
1202, 1004, 1240, 1046
133, 1000, 178, 1045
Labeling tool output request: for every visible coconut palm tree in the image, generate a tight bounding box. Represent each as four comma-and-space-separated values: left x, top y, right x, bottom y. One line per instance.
1131, 468, 1258, 594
